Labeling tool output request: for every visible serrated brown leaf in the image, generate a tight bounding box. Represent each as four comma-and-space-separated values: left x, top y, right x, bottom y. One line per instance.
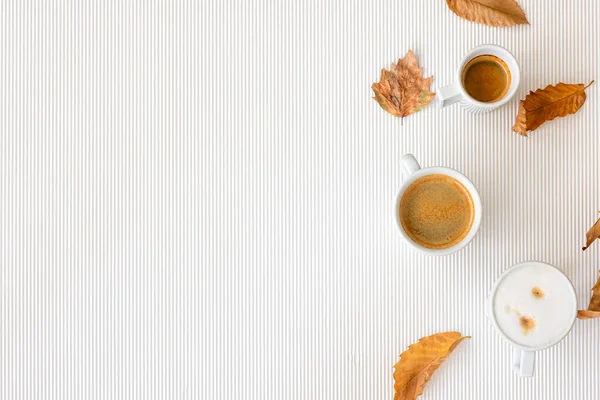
577, 273, 600, 320
582, 214, 600, 251
393, 332, 469, 400
512, 82, 594, 136
446, 0, 528, 27
372, 50, 435, 119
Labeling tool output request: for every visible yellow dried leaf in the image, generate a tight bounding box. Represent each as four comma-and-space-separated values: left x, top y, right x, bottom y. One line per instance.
372, 50, 435, 119
393, 332, 469, 400
512, 82, 594, 136
577, 273, 600, 320
582, 214, 600, 251
446, 0, 528, 27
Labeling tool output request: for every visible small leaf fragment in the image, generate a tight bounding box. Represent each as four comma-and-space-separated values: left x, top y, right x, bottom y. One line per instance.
578, 272, 600, 320
583, 214, 600, 251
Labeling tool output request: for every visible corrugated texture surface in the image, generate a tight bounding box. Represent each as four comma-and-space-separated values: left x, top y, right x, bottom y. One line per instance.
0, 1, 599, 399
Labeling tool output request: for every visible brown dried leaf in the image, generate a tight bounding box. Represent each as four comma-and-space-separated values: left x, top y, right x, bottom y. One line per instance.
582, 214, 600, 251
512, 82, 594, 136
577, 310, 600, 320
372, 50, 435, 119
577, 273, 600, 320
393, 332, 469, 400
446, 0, 528, 27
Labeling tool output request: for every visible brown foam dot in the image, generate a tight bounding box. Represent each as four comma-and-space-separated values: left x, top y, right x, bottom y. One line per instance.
520, 316, 536, 334
531, 287, 545, 299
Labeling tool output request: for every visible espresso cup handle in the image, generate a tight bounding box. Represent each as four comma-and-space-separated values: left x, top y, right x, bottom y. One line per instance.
512, 348, 535, 377
400, 154, 421, 176
438, 82, 462, 108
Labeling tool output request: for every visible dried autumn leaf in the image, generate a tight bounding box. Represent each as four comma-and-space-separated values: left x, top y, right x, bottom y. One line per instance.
393, 332, 469, 400
372, 50, 435, 119
512, 82, 594, 136
582, 213, 600, 251
577, 272, 600, 320
446, 0, 528, 27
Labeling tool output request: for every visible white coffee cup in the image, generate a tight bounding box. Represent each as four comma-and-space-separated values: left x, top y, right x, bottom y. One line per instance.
395, 154, 482, 256
487, 261, 577, 377
438, 44, 520, 113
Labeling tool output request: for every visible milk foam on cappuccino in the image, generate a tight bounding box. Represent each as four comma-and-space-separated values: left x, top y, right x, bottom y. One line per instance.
492, 262, 576, 348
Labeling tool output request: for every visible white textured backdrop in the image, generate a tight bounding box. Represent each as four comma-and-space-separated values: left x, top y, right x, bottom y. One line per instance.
0, 1, 599, 399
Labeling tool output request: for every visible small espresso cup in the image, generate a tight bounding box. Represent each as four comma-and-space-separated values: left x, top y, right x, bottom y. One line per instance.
438, 44, 520, 113
487, 261, 578, 377
395, 154, 482, 256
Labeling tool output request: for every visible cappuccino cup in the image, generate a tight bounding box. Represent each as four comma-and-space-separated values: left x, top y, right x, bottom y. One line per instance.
487, 261, 577, 377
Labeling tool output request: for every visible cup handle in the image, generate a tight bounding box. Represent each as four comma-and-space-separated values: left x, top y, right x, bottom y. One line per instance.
400, 154, 421, 176
438, 82, 462, 108
512, 348, 535, 377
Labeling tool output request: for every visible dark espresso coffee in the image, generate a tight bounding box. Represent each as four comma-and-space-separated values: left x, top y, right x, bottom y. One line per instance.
399, 174, 474, 249
461, 54, 511, 103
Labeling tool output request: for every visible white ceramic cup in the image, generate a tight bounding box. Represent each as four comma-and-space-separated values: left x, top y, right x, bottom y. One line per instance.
487, 261, 578, 377
395, 154, 482, 256
438, 44, 520, 113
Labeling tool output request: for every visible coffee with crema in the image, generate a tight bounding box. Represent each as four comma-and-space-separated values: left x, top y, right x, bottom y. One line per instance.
461, 54, 511, 103
399, 174, 474, 249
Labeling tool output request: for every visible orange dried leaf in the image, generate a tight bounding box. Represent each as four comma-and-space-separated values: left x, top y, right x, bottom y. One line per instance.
512, 82, 594, 136
577, 273, 600, 320
446, 0, 528, 27
577, 310, 600, 320
393, 332, 469, 400
372, 50, 435, 119
582, 214, 600, 251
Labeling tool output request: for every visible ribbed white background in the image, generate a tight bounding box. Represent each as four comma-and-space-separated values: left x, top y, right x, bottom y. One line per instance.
0, 1, 599, 399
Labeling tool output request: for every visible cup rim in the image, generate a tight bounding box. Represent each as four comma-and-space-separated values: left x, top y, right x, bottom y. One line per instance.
456, 44, 521, 109
395, 166, 482, 256
487, 260, 578, 352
